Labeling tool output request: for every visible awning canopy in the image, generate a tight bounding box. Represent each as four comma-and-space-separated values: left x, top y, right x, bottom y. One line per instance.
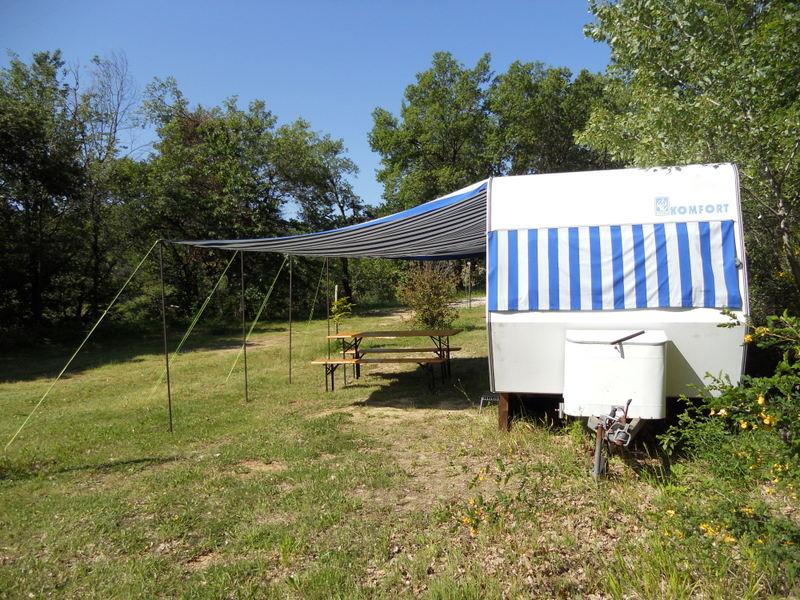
177, 180, 487, 259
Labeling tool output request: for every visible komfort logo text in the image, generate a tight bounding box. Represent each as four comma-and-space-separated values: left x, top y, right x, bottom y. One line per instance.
655, 196, 730, 217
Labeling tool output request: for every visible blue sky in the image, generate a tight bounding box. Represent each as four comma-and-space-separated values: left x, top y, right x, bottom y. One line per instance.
1, 0, 609, 206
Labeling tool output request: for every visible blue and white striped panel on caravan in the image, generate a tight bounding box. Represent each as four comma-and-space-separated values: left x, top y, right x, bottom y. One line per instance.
487, 220, 742, 312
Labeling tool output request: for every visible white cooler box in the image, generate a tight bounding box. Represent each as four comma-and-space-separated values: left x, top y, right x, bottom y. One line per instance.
562, 329, 668, 419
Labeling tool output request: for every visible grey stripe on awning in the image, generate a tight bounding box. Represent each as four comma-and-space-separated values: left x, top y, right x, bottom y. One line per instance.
178, 186, 487, 259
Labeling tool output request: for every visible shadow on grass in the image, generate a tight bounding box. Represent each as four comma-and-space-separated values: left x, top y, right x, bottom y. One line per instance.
0, 454, 184, 481
0, 324, 286, 384
345, 357, 491, 410
615, 441, 673, 483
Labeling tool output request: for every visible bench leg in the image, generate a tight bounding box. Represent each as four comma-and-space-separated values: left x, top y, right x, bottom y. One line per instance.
324, 364, 338, 391
324, 364, 337, 392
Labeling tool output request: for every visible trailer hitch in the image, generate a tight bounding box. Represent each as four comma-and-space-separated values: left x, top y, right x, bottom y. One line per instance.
587, 399, 643, 477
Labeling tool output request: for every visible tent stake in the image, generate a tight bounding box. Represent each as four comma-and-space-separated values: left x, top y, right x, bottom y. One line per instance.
288, 254, 293, 384
159, 241, 174, 433
240, 251, 249, 403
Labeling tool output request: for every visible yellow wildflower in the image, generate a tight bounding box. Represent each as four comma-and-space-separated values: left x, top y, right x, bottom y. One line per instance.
699, 523, 716, 536
740, 420, 749, 429
718, 408, 728, 417
757, 395, 765, 405
755, 326, 768, 335
723, 535, 736, 544
744, 334, 754, 344
666, 509, 676, 517
710, 409, 716, 416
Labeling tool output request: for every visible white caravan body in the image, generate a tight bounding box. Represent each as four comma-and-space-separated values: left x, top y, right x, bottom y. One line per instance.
486, 163, 749, 419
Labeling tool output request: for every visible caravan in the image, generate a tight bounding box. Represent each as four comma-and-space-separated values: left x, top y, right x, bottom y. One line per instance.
486, 163, 749, 435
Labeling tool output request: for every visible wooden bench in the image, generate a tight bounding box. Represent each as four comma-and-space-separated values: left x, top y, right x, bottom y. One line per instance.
344, 347, 461, 355
310, 358, 359, 391
322, 328, 460, 390
359, 357, 444, 364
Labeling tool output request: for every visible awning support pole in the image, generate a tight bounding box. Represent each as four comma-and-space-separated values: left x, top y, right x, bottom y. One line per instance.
288, 254, 293, 384
240, 250, 249, 403
159, 241, 174, 433
467, 260, 472, 309
325, 257, 331, 359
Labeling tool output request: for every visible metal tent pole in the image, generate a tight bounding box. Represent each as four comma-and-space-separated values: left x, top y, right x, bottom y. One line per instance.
325, 257, 331, 359
288, 254, 293, 384
240, 251, 249, 403
159, 241, 174, 433
467, 260, 472, 309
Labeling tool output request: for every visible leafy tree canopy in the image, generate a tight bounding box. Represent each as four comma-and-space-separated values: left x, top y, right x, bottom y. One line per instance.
580, 0, 800, 315
370, 52, 615, 212
369, 52, 495, 212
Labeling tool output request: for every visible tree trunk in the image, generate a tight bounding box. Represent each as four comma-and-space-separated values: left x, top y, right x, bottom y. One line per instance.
90, 192, 101, 320
338, 257, 353, 301
29, 199, 44, 328
774, 188, 800, 295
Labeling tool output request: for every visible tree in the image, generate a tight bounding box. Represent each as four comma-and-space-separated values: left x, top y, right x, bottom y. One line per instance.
370, 52, 616, 213
137, 79, 290, 315
369, 52, 495, 212
137, 78, 365, 317
286, 124, 367, 299
488, 62, 617, 174
0, 51, 84, 329
71, 52, 139, 319
580, 0, 800, 316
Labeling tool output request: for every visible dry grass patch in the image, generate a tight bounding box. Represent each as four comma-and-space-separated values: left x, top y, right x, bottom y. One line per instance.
184, 549, 220, 571
235, 459, 286, 478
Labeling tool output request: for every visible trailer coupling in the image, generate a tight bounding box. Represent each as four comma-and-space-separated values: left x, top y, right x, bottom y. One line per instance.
587, 399, 643, 448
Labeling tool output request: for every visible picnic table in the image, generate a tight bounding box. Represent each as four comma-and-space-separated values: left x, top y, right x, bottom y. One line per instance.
312, 328, 460, 390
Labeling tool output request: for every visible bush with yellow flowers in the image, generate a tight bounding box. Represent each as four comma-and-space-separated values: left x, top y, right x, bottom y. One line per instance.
660, 312, 800, 480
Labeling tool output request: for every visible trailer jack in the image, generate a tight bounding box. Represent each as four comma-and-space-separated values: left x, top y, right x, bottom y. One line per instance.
587, 399, 643, 478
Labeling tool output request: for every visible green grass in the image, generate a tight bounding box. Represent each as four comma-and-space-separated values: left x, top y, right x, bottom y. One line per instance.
1, 306, 797, 598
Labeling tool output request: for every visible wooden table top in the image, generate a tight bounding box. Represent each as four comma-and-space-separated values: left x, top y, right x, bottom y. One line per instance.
326, 328, 460, 340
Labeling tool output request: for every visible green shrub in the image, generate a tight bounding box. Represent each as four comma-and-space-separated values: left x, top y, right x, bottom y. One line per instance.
397, 264, 459, 329
661, 311, 800, 480
330, 295, 354, 331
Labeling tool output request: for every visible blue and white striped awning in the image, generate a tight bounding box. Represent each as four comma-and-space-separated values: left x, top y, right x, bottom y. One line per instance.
488, 220, 742, 311
179, 181, 487, 259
